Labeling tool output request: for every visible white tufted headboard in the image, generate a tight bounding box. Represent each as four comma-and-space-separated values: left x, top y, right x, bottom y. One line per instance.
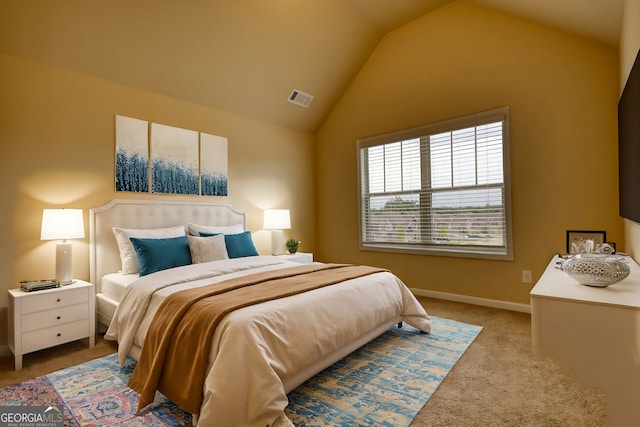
89, 199, 246, 290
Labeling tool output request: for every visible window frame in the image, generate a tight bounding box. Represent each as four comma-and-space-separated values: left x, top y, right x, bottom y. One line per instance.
356, 107, 513, 261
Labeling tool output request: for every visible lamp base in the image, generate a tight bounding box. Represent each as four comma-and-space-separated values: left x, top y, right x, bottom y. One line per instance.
56, 242, 74, 285
271, 230, 284, 256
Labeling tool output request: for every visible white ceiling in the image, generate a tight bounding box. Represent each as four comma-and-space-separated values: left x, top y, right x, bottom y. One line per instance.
0, 0, 623, 133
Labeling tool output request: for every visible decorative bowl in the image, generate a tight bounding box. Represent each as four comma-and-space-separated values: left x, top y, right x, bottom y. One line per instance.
562, 254, 630, 287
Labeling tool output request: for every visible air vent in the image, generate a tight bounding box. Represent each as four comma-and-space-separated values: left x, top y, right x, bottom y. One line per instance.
287, 89, 314, 108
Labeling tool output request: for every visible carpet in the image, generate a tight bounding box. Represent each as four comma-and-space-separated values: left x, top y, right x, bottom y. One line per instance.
0, 317, 481, 426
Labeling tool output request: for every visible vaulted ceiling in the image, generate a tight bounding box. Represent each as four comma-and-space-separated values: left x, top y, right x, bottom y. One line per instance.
0, 0, 623, 133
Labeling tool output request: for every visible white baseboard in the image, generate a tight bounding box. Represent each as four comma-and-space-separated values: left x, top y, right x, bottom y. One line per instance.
411, 288, 531, 314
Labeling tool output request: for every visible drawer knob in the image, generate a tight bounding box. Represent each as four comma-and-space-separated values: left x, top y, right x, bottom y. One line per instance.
57, 333, 62, 337
57, 316, 61, 320
56, 298, 61, 302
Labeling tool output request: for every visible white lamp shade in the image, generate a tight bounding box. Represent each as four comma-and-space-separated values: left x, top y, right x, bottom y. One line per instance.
41, 209, 85, 241
41, 209, 84, 285
263, 209, 291, 230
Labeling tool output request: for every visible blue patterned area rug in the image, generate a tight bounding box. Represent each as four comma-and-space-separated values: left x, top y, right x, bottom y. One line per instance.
0, 317, 481, 426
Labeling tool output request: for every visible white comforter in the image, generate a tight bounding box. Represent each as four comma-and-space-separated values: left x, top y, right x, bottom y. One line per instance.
105, 256, 431, 427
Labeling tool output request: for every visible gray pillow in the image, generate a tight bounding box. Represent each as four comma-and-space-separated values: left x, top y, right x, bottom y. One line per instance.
187, 234, 229, 264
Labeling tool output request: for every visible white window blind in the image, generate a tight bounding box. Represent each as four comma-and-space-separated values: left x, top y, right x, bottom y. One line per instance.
357, 107, 512, 260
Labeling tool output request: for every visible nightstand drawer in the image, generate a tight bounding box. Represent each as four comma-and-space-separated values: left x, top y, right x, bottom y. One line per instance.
22, 303, 89, 332
21, 287, 88, 314
21, 319, 90, 354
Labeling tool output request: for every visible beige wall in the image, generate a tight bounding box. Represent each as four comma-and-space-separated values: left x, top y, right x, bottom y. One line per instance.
621, 0, 640, 259
0, 1, 627, 350
316, 1, 621, 304
0, 54, 316, 348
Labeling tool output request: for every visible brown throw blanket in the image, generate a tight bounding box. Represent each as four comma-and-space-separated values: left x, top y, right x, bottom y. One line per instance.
128, 263, 387, 415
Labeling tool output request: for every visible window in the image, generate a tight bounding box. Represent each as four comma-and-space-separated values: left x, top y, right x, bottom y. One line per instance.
357, 107, 512, 260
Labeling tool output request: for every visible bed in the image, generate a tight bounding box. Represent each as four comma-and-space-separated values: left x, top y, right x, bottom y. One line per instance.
89, 199, 432, 426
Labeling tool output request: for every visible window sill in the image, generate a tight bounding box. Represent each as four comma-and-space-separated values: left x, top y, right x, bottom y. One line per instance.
360, 242, 513, 261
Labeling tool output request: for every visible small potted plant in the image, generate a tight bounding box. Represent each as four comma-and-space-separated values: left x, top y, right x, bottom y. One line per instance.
286, 239, 300, 254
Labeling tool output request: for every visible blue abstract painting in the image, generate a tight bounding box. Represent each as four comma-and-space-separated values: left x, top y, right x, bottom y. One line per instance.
200, 133, 228, 196
151, 123, 199, 195
115, 115, 149, 192
115, 116, 228, 196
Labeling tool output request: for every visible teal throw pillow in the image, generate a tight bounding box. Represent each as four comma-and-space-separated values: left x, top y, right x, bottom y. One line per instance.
223, 231, 259, 258
130, 235, 192, 276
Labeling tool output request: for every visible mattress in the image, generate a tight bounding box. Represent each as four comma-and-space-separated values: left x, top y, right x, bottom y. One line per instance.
96, 273, 140, 329
101, 272, 140, 303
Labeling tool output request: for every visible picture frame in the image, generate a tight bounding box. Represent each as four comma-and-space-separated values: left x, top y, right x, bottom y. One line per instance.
566, 230, 606, 254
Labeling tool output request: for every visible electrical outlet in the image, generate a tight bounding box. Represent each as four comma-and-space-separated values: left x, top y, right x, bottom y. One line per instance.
522, 270, 532, 284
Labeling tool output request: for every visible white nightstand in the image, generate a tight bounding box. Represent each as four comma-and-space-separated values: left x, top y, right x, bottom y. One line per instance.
280, 252, 314, 264
8, 280, 95, 370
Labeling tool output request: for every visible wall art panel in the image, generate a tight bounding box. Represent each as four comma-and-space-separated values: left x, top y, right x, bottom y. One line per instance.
115, 115, 149, 192
151, 123, 199, 195
200, 133, 228, 196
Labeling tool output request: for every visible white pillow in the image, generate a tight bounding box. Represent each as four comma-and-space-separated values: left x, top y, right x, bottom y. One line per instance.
187, 234, 229, 264
188, 222, 244, 236
113, 226, 186, 274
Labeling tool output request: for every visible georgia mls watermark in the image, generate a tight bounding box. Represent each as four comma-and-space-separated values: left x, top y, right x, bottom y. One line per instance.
0, 405, 64, 427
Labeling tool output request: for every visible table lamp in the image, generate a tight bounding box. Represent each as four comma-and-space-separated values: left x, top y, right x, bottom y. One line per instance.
263, 209, 291, 255
40, 208, 85, 285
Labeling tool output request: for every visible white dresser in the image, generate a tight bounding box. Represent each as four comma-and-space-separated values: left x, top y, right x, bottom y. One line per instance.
530, 255, 640, 426
8, 280, 95, 370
